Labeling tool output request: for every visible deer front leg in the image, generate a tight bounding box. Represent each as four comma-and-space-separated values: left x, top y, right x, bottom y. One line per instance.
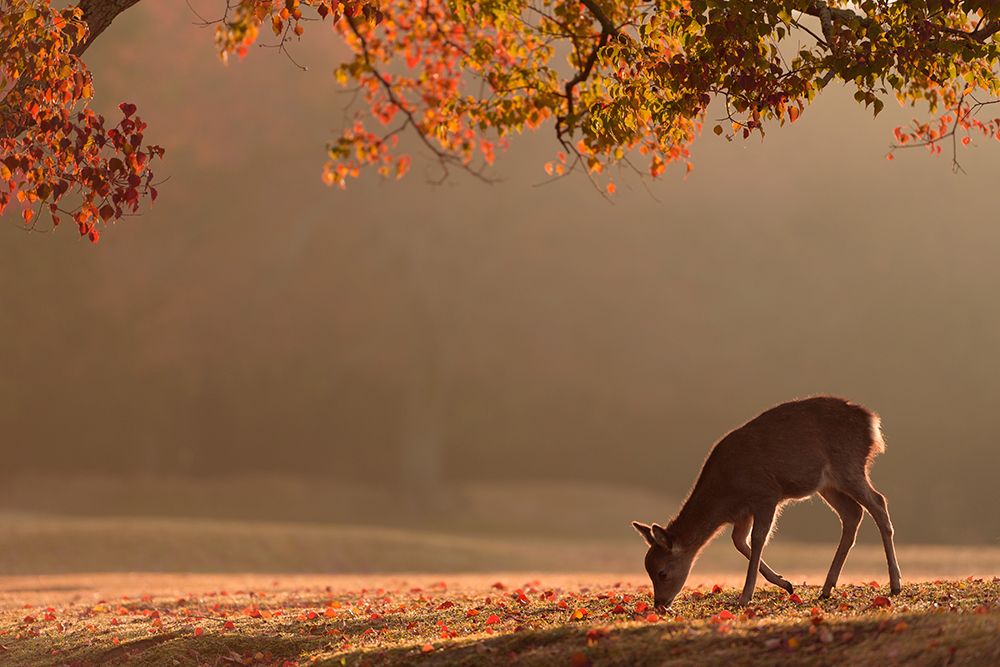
738, 504, 776, 607
819, 488, 863, 599
732, 516, 793, 594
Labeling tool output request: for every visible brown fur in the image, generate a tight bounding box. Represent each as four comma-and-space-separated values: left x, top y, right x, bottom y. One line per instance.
632, 396, 901, 609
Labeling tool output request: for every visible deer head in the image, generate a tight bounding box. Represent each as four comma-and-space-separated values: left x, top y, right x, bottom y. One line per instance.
632, 520, 695, 610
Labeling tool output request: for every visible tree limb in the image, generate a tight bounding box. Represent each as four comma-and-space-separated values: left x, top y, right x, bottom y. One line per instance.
557, 0, 619, 144
578, 0, 616, 35
1, 0, 143, 138
72, 0, 144, 55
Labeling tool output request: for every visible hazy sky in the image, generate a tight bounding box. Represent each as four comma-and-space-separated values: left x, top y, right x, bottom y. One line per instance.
1, 4, 999, 544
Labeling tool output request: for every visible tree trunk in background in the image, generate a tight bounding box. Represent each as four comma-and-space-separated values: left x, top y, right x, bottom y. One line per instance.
399, 358, 445, 495
395, 225, 449, 507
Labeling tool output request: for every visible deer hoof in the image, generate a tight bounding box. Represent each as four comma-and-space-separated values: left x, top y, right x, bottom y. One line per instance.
777, 579, 794, 594
737, 595, 753, 608
818, 589, 832, 600
890, 583, 901, 596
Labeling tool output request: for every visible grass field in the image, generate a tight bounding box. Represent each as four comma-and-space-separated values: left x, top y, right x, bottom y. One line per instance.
2, 493, 999, 666
1, 573, 998, 666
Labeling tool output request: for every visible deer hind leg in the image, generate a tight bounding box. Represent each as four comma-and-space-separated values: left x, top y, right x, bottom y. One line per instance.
731, 515, 793, 593
818, 488, 863, 598
845, 481, 902, 595
738, 503, 777, 608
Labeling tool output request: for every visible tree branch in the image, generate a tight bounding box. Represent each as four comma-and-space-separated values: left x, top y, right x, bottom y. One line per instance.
1, 0, 143, 139
72, 0, 144, 56
578, 0, 616, 35
556, 0, 619, 146
801, 1, 870, 30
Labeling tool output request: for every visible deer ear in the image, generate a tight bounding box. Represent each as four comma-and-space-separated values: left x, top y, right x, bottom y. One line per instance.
631, 521, 655, 547
650, 523, 674, 551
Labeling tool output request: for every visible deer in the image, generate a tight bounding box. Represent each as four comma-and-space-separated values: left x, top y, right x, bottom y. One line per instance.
632, 396, 901, 609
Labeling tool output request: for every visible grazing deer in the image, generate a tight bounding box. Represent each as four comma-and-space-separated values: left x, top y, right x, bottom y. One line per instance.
632, 396, 901, 609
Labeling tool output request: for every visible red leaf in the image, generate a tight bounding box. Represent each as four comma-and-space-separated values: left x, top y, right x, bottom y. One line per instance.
118, 102, 137, 118
873, 596, 892, 608
485, 614, 501, 625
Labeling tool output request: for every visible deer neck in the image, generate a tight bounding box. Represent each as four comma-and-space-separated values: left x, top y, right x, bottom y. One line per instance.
668, 485, 727, 554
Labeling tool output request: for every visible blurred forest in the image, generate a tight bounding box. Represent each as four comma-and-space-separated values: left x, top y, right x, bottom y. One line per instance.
1, 3, 999, 547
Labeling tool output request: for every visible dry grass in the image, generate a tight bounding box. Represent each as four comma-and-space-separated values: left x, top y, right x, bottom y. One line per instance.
1, 574, 998, 666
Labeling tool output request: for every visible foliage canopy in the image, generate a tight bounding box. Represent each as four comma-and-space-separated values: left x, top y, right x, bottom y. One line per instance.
4, 0, 1000, 240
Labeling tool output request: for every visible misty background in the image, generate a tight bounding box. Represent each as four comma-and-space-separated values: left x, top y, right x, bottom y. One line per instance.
2, 3, 999, 571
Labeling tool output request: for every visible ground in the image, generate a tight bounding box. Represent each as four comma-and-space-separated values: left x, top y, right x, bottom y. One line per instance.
1, 574, 998, 666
